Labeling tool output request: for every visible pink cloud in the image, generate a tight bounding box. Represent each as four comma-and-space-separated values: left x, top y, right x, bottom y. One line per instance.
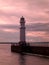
26, 31, 49, 42
0, 0, 49, 42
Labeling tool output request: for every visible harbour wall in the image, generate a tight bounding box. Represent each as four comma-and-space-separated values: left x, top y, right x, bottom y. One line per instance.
11, 44, 49, 56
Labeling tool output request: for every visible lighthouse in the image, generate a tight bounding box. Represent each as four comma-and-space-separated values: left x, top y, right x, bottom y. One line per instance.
20, 16, 26, 44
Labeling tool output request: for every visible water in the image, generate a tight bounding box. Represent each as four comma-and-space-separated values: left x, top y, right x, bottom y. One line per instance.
0, 44, 49, 65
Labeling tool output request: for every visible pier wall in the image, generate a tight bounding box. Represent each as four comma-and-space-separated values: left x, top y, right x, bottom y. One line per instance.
31, 46, 49, 56
11, 42, 49, 56
11, 45, 49, 56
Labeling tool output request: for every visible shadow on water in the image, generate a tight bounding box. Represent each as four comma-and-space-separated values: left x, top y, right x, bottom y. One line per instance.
19, 53, 26, 65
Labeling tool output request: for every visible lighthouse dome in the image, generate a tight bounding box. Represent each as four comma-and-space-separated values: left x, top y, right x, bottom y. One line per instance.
21, 16, 24, 20
20, 16, 25, 23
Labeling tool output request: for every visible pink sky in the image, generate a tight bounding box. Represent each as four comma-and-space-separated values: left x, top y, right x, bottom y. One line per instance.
0, 0, 49, 42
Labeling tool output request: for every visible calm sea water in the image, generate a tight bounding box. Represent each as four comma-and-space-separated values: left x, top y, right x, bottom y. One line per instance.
0, 44, 49, 65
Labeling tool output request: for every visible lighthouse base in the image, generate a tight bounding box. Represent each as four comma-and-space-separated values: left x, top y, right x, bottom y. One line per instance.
11, 42, 32, 53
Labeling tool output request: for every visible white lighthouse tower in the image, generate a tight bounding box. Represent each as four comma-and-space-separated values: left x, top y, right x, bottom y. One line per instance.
20, 16, 26, 44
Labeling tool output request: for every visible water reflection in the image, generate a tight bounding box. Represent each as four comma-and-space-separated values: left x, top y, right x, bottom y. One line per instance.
19, 53, 26, 65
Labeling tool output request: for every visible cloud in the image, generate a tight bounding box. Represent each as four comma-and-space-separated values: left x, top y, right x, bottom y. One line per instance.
26, 31, 49, 42
0, 23, 49, 31
0, 0, 49, 42
0, 0, 49, 24
0, 9, 28, 25
37, 0, 49, 9
26, 23, 49, 31
0, 30, 19, 42
0, 24, 19, 30
26, 35, 49, 42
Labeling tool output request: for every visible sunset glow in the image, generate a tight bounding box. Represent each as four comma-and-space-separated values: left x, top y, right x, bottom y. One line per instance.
3, 29, 17, 33
0, 0, 49, 42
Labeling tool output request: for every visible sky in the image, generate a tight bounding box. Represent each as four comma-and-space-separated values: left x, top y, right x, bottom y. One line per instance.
0, 0, 49, 42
